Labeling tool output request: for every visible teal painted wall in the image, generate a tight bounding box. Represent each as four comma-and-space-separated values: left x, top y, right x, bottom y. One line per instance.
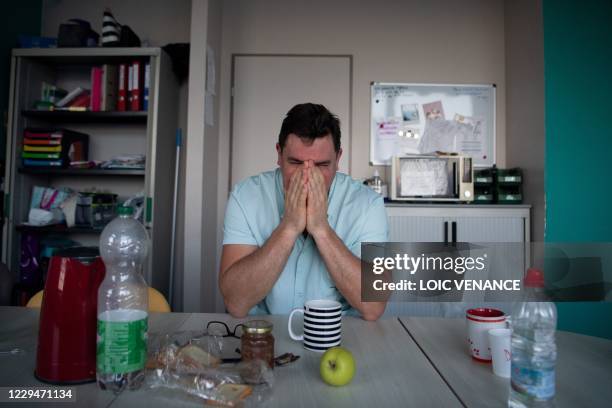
543, 0, 612, 339
0, 2, 42, 159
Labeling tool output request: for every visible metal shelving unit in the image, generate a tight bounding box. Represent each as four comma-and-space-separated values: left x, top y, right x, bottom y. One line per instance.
2, 47, 178, 299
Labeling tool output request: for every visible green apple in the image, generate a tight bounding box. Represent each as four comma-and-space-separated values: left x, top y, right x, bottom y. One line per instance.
320, 346, 356, 386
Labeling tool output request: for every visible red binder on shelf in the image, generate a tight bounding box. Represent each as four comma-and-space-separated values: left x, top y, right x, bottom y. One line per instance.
117, 63, 128, 111
70, 91, 91, 108
130, 60, 142, 111
24, 138, 61, 145
127, 65, 133, 110
90, 67, 103, 112
24, 129, 63, 139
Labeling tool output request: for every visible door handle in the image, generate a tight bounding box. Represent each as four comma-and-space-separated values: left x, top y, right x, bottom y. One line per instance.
451, 221, 457, 245
444, 221, 448, 244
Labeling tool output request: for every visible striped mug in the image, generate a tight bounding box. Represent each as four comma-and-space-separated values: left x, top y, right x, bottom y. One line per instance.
288, 299, 342, 352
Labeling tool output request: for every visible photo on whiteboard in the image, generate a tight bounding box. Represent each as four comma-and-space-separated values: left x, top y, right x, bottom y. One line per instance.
401, 103, 420, 124
423, 100, 445, 120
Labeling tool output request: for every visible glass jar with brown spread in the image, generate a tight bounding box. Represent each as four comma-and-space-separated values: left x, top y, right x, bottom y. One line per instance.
241, 320, 275, 369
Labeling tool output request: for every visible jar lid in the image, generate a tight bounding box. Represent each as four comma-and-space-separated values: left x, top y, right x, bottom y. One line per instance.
244, 320, 273, 334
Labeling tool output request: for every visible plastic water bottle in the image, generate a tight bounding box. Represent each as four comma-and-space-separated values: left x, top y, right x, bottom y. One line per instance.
97, 206, 149, 393
372, 169, 383, 195
509, 268, 557, 407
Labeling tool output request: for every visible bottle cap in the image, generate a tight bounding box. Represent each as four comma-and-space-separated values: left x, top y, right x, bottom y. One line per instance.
524, 268, 545, 288
117, 206, 134, 216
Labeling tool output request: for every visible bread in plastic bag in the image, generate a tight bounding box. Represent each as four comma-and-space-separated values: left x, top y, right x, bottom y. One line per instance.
146, 331, 273, 406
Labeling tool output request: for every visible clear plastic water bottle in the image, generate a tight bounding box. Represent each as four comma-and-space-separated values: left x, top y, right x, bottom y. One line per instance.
97, 206, 149, 393
372, 169, 383, 195
509, 268, 557, 407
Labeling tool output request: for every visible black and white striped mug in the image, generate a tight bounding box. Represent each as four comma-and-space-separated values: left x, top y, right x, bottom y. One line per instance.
288, 299, 342, 352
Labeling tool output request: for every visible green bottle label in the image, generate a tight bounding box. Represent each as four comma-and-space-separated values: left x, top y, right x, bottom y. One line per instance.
97, 318, 148, 374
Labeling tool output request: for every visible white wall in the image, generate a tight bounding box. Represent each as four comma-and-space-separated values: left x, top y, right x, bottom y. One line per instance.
203, 0, 223, 312
183, 0, 223, 312
504, 0, 545, 242
183, 0, 207, 312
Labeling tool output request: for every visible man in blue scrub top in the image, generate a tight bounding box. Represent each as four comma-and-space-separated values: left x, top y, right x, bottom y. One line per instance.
220, 103, 388, 320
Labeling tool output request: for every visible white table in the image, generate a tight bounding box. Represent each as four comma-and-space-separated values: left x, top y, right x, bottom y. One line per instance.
399, 316, 612, 408
0, 307, 191, 408
0, 307, 461, 407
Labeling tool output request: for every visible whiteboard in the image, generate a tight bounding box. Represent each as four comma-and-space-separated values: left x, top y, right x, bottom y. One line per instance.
370, 82, 496, 167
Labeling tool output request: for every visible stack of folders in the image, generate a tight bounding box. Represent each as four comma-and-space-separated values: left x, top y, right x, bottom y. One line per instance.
117, 60, 150, 111
39, 61, 150, 112
22, 128, 89, 168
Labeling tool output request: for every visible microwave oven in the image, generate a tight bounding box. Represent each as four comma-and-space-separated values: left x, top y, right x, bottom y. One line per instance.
388, 154, 474, 202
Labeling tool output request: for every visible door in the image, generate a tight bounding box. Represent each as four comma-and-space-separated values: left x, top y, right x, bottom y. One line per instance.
231, 55, 351, 186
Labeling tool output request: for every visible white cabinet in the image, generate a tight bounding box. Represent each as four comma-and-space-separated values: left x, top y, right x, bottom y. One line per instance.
386, 204, 530, 244
384, 204, 531, 316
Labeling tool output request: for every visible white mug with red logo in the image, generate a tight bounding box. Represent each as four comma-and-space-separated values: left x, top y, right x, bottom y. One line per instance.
466, 308, 507, 362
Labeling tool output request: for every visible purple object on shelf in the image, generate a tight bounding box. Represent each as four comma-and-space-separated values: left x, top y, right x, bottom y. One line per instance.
20, 233, 42, 285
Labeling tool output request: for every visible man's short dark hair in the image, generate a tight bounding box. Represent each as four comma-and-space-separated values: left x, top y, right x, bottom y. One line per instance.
278, 103, 341, 153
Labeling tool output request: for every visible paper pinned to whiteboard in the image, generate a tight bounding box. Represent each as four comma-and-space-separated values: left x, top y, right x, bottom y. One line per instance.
454, 114, 486, 158
376, 117, 402, 139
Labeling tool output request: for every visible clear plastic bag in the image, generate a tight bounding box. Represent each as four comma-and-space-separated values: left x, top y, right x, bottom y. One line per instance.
146, 331, 273, 407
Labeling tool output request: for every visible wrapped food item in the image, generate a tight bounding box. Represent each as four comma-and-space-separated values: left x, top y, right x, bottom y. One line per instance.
146, 331, 273, 406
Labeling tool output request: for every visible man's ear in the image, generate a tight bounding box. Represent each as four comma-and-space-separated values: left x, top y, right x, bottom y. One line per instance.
335, 147, 343, 170
276, 143, 282, 166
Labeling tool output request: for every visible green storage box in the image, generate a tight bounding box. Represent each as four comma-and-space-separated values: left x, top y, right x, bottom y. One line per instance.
474, 168, 495, 185
496, 168, 522, 184
497, 184, 523, 204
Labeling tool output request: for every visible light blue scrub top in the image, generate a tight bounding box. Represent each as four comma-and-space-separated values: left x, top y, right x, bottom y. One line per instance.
222, 168, 388, 315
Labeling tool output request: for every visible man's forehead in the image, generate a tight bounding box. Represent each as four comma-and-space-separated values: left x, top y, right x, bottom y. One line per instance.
283, 133, 335, 159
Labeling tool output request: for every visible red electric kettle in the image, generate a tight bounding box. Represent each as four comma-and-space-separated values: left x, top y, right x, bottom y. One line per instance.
35, 247, 105, 383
